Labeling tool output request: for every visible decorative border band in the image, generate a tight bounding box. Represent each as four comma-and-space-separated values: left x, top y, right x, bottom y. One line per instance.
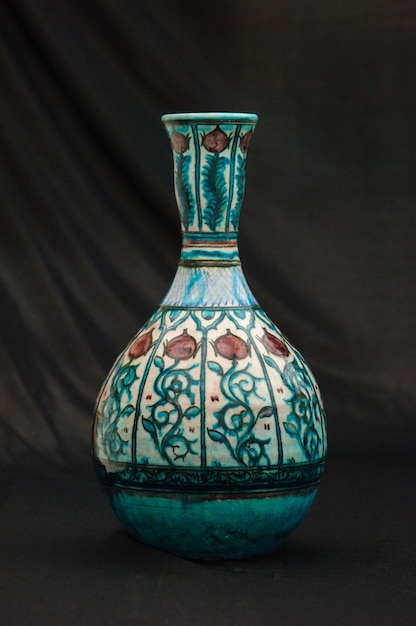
158, 304, 262, 311
162, 112, 258, 125
182, 232, 239, 243
178, 259, 241, 267
94, 458, 325, 494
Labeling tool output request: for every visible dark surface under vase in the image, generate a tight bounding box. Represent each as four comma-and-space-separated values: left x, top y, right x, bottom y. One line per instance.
1, 454, 415, 625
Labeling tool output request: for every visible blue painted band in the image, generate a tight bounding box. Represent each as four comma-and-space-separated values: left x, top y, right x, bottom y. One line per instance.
162, 112, 258, 124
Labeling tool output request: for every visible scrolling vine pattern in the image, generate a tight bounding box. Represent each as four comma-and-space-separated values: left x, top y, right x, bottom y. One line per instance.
95, 308, 326, 470
206, 321, 275, 467
142, 355, 200, 465
207, 358, 274, 467
98, 360, 138, 460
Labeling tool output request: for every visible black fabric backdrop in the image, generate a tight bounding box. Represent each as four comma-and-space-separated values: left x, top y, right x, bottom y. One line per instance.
1, 2, 416, 624
2, 0, 415, 468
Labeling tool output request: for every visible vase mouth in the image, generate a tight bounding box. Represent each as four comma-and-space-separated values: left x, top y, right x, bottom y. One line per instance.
162, 112, 258, 124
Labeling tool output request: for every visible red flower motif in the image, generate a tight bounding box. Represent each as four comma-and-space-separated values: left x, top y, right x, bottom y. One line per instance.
261, 329, 289, 357
240, 130, 252, 153
171, 131, 189, 154
202, 126, 229, 153
164, 329, 197, 360
129, 330, 153, 359
214, 330, 250, 360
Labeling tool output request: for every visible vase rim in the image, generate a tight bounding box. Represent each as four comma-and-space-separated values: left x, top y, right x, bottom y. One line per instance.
162, 112, 258, 124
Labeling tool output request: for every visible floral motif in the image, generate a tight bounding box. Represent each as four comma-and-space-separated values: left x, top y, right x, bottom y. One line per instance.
201, 151, 229, 230
95, 114, 327, 479
202, 126, 230, 153
207, 359, 273, 467
95, 309, 326, 471
164, 329, 197, 360
260, 328, 289, 357
129, 329, 153, 359
231, 153, 246, 230
175, 152, 194, 229
98, 360, 138, 461
169, 122, 255, 234
171, 131, 189, 154
262, 353, 325, 463
240, 130, 252, 153
213, 330, 250, 360
142, 356, 200, 465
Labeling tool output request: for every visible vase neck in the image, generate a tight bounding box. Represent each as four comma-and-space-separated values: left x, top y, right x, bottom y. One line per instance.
163, 113, 257, 266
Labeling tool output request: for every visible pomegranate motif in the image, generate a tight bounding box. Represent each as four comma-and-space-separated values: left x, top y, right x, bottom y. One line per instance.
171, 131, 189, 154
240, 130, 252, 153
202, 126, 229, 153
214, 330, 250, 360
260, 329, 290, 357
164, 329, 197, 360
129, 329, 153, 359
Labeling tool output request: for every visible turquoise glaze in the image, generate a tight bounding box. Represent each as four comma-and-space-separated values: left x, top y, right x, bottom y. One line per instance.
93, 113, 327, 559
101, 486, 317, 560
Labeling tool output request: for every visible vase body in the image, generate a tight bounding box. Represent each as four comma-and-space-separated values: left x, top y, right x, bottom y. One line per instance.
93, 112, 327, 559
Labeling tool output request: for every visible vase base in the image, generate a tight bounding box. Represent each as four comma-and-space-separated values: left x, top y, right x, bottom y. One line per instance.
101, 485, 318, 560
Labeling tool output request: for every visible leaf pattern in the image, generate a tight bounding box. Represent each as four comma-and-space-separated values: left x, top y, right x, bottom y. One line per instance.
143, 357, 199, 465
207, 360, 224, 376
94, 308, 326, 471
280, 359, 325, 462
201, 153, 229, 230
95, 113, 328, 476
230, 153, 246, 230
99, 360, 139, 461
207, 360, 272, 467
207, 429, 228, 444
175, 154, 195, 229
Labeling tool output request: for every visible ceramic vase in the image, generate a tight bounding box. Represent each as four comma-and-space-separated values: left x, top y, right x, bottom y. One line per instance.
93, 112, 327, 560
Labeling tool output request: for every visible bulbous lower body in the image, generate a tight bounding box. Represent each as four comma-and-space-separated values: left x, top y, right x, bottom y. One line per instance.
96, 465, 318, 559
93, 303, 327, 559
